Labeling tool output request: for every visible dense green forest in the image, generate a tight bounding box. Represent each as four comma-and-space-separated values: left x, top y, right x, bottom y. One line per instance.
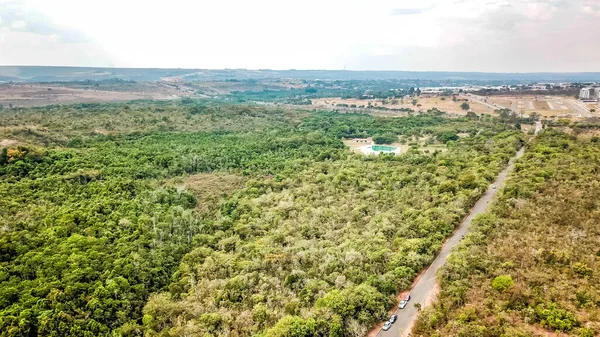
413, 130, 600, 337
1, 101, 522, 336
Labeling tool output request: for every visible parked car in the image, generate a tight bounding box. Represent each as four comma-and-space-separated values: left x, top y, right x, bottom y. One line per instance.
382, 322, 392, 331
389, 314, 398, 323
399, 294, 411, 309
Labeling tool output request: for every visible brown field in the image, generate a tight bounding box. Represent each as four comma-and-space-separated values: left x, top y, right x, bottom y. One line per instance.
312, 96, 496, 115
532, 100, 549, 110
168, 173, 247, 213
487, 97, 514, 109
187, 79, 305, 95
0, 83, 189, 108
0, 79, 307, 108
487, 95, 592, 117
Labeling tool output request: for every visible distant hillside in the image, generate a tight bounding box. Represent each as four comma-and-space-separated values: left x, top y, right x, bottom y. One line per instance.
1, 66, 600, 83
0, 66, 195, 82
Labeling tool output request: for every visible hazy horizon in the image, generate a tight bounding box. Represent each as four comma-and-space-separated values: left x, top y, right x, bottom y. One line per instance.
1, 0, 599, 72
3, 65, 600, 75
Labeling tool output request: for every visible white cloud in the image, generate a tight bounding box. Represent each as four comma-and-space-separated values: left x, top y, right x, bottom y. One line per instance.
0, 0, 598, 71
10, 19, 26, 29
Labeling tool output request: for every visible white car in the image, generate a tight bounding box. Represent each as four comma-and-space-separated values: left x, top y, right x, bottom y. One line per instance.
382, 322, 392, 331
398, 294, 411, 309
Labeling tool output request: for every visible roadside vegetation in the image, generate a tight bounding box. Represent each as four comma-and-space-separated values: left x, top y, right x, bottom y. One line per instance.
0, 100, 523, 336
413, 130, 600, 337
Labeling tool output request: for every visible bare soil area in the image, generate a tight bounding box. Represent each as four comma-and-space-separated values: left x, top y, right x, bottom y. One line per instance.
313, 96, 495, 115
533, 100, 550, 110
0, 83, 187, 108
487, 95, 586, 117
187, 79, 304, 95
0, 139, 19, 147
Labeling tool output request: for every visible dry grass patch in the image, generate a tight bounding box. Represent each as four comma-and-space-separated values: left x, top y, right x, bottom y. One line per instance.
171, 173, 247, 212
0, 139, 18, 147
533, 100, 550, 110
312, 97, 495, 115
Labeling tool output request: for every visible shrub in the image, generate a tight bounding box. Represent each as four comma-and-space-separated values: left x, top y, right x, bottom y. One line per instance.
534, 303, 578, 331
572, 262, 593, 277
372, 133, 397, 144
491, 275, 514, 293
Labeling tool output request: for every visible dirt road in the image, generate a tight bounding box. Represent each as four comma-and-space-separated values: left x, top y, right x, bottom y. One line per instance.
377, 127, 534, 336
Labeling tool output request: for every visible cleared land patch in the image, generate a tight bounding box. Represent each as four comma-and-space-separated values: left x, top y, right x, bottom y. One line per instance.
0, 83, 187, 107
487, 95, 588, 117
312, 97, 496, 115
177, 173, 247, 212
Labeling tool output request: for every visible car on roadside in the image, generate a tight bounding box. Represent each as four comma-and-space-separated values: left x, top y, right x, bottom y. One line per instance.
389, 314, 397, 323
399, 294, 411, 309
382, 322, 392, 331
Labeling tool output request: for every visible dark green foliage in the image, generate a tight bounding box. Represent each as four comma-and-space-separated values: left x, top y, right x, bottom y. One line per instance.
0, 147, 7, 165
372, 133, 397, 144
437, 131, 459, 143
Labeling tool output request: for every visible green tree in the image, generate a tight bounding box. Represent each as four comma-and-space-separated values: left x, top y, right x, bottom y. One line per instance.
0, 147, 7, 165
491, 275, 514, 293
265, 316, 316, 337
373, 133, 397, 144
460, 102, 470, 111
437, 131, 459, 143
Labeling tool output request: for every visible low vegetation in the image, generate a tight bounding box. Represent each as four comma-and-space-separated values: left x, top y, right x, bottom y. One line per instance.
413, 130, 600, 337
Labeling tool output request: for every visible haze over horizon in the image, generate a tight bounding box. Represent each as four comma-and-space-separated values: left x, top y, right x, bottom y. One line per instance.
0, 0, 599, 72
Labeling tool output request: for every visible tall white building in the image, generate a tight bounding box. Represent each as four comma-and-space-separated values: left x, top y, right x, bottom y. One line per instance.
594, 87, 600, 99
579, 87, 591, 99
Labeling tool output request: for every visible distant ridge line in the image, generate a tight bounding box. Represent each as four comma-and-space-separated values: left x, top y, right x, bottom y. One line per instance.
1, 66, 599, 83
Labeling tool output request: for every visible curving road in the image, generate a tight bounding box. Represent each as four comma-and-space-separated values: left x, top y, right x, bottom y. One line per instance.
376, 123, 540, 337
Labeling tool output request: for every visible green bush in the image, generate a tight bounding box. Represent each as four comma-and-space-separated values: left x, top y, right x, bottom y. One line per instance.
491, 275, 514, 293
534, 303, 578, 331
372, 133, 397, 144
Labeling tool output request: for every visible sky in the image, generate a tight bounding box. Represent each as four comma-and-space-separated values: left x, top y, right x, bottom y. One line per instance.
0, 0, 599, 72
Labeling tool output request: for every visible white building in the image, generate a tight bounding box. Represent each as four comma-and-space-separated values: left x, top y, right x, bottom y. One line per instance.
579, 88, 591, 99
594, 87, 600, 100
